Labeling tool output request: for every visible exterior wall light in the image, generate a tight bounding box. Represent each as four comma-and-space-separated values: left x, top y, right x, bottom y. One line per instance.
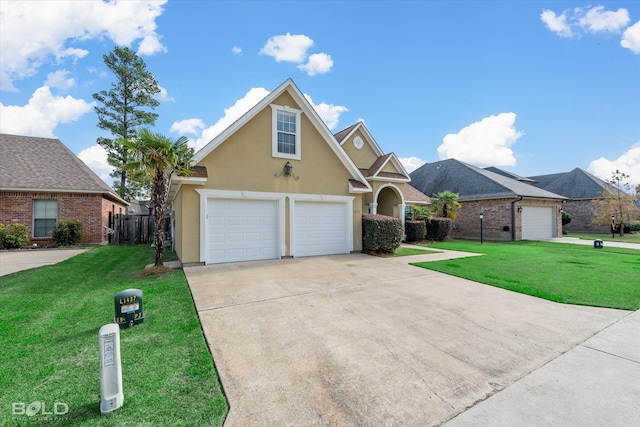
284, 161, 293, 175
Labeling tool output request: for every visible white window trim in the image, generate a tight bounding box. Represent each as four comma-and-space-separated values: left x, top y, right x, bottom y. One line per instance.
271, 104, 302, 160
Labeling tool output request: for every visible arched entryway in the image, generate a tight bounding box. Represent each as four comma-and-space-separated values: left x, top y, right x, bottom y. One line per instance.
370, 184, 406, 226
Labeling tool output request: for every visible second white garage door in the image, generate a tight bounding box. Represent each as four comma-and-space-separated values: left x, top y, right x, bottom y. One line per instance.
294, 201, 348, 257
207, 198, 279, 264
521, 206, 555, 240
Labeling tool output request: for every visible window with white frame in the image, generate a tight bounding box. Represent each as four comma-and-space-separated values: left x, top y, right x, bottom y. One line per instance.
33, 199, 58, 238
271, 105, 301, 160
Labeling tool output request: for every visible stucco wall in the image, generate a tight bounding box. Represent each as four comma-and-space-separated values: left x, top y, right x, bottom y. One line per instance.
340, 129, 378, 170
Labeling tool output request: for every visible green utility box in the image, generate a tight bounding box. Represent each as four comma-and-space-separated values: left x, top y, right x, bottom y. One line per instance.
114, 289, 144, 329
594, 239, 604, 249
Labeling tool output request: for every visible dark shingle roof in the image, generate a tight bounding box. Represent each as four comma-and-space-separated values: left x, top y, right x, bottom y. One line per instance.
484, 167, 536, 183
528, 168, 608, 199
333, 123, 359, 143
410, 158, 565, 201
0, 133, 124, 203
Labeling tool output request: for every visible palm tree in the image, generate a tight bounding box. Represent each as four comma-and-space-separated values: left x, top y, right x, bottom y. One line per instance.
125, 128, 194, 266
432, 190, 461, 220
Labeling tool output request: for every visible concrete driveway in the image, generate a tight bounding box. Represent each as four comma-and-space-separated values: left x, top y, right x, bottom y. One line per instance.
0, 248, 89, 276
185, 250, 630, 426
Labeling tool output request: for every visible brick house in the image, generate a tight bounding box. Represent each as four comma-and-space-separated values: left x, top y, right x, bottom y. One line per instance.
527, 168, 615, 233
0, 134, 127, 245
410, 159, 566, 241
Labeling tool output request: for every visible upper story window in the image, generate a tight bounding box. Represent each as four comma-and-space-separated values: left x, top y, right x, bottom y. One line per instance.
271, 104, 301, 160
33, 199, 57, 238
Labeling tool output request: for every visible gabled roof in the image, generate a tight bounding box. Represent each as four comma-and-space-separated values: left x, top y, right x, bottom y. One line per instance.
410, 158, 566, 201
335, 121, 410, 181
528, 168, 609, 199
192, 79, 371, 193
0, 133, 126, 204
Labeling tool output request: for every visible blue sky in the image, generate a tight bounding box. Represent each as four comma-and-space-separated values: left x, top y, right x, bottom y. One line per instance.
1, 0, 639, 188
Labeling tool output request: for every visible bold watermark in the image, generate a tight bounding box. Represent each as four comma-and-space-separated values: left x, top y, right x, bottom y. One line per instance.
12, 401, 69, 421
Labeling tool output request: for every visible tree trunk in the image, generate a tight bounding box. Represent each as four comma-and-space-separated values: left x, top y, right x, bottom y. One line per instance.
153, 174, 165, 266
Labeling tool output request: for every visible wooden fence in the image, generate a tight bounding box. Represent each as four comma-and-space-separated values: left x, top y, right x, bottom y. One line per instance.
108, 214, 156, 245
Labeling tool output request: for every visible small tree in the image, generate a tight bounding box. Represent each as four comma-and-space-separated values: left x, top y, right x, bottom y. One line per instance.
592, 170, 640, 237
93, 46, 160, 201
432, 190, 461, 220
125, 129, 194, 266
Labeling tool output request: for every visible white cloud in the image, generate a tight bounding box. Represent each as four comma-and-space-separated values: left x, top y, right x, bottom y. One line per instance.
156, 85, 174, 102
0, 0, 167, 90
190, 87, 271, 150
541, 9, 573, 38
437, 113, 523, 167
297, 53, 334, 76
0, 86, 94, 137
170, 118, 205, 135
588, 142, 640, 188
44, 70, 75, 90
304, 95, 348, 130
184, 86, 349, 152
260, 33, 314, 62
78, 144, 114, 185
621, 21, 640, 54
578, 6, 629, 33
400, 157, 427, 173
231, 46, 242, 55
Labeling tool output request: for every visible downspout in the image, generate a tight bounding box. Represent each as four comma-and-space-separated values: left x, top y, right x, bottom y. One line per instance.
511, 196, 523, 241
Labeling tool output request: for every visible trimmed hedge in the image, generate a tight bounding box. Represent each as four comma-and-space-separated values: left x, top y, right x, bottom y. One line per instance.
623, 221, 640, 233
0, 223, 30, 249
52, 220, 84, 246
426, 217, 452, 241
405, 220, 426, 242
362, 214, 402, 253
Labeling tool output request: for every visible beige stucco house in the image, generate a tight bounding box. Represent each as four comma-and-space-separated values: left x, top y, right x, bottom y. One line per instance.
169, 79, 426, 264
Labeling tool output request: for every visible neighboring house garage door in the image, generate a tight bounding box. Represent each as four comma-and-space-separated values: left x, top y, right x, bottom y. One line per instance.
294, 201, 348, 257
521, 206, 555, 240
206, 198, 278, 264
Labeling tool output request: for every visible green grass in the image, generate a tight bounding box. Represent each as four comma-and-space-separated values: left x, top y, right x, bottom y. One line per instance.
413, 241, 640, 310
566, 232, 640, 244
394, 246, 442, 257
0, 245, 228, 426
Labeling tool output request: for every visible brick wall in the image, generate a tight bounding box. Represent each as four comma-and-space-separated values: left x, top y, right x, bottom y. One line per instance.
562, 199, 610, 233
0, 191, 126, 245
449, 198, 563, 241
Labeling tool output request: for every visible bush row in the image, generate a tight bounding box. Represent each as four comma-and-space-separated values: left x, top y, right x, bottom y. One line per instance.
404, 217, 452, 242
362, 214, 402, 253
0, 220, 83, 249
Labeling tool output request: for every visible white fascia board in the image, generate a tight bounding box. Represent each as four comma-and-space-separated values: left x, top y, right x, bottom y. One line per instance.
338, 122, 385, 157
349, 181, 372, 193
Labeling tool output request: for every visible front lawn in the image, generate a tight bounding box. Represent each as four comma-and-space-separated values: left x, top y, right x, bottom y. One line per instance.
566, 232, 640, 244
413, 241, 640, 310
0, 245, 228, 425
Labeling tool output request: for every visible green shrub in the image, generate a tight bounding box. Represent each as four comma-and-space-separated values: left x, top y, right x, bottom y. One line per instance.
561, 211, 572, 226
362, 214, 402, 253
426, 217, 452, 241
52, 220, 83, 246
0, 223, 30, 249
623, 221, 640, 233
405, 220, 426, 242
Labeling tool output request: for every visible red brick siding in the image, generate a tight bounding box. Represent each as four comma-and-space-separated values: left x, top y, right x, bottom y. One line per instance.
562, 199, 609, 233
0, 191, 126, 244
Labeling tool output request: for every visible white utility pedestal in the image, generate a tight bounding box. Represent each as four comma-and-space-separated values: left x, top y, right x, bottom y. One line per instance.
99, 323, 124, 414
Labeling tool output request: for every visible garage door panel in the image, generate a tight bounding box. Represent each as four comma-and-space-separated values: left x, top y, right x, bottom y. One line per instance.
294, 201, 348, 257
207, 198, 279, 264
522, 206, 554, 240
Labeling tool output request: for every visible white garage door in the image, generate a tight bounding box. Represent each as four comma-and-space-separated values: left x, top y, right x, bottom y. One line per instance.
207, 199, 278, 264
294, 201, 348, 257
522, 206, 555, 240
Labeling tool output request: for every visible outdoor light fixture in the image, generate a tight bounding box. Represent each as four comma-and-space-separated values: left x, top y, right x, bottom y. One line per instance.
611, 215, 616, 239
479, 212, 484, 244
284, 161, 293, 175
517, 206, 522, 213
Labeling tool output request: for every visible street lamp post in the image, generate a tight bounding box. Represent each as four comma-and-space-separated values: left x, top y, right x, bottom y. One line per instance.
480, 212, 484, 245
611, 215, 615, 239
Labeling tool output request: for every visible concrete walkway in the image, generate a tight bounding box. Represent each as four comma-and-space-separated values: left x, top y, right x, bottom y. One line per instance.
0, 248, 89, 276
541, 236, 640, 250
184, 247, 638, 426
